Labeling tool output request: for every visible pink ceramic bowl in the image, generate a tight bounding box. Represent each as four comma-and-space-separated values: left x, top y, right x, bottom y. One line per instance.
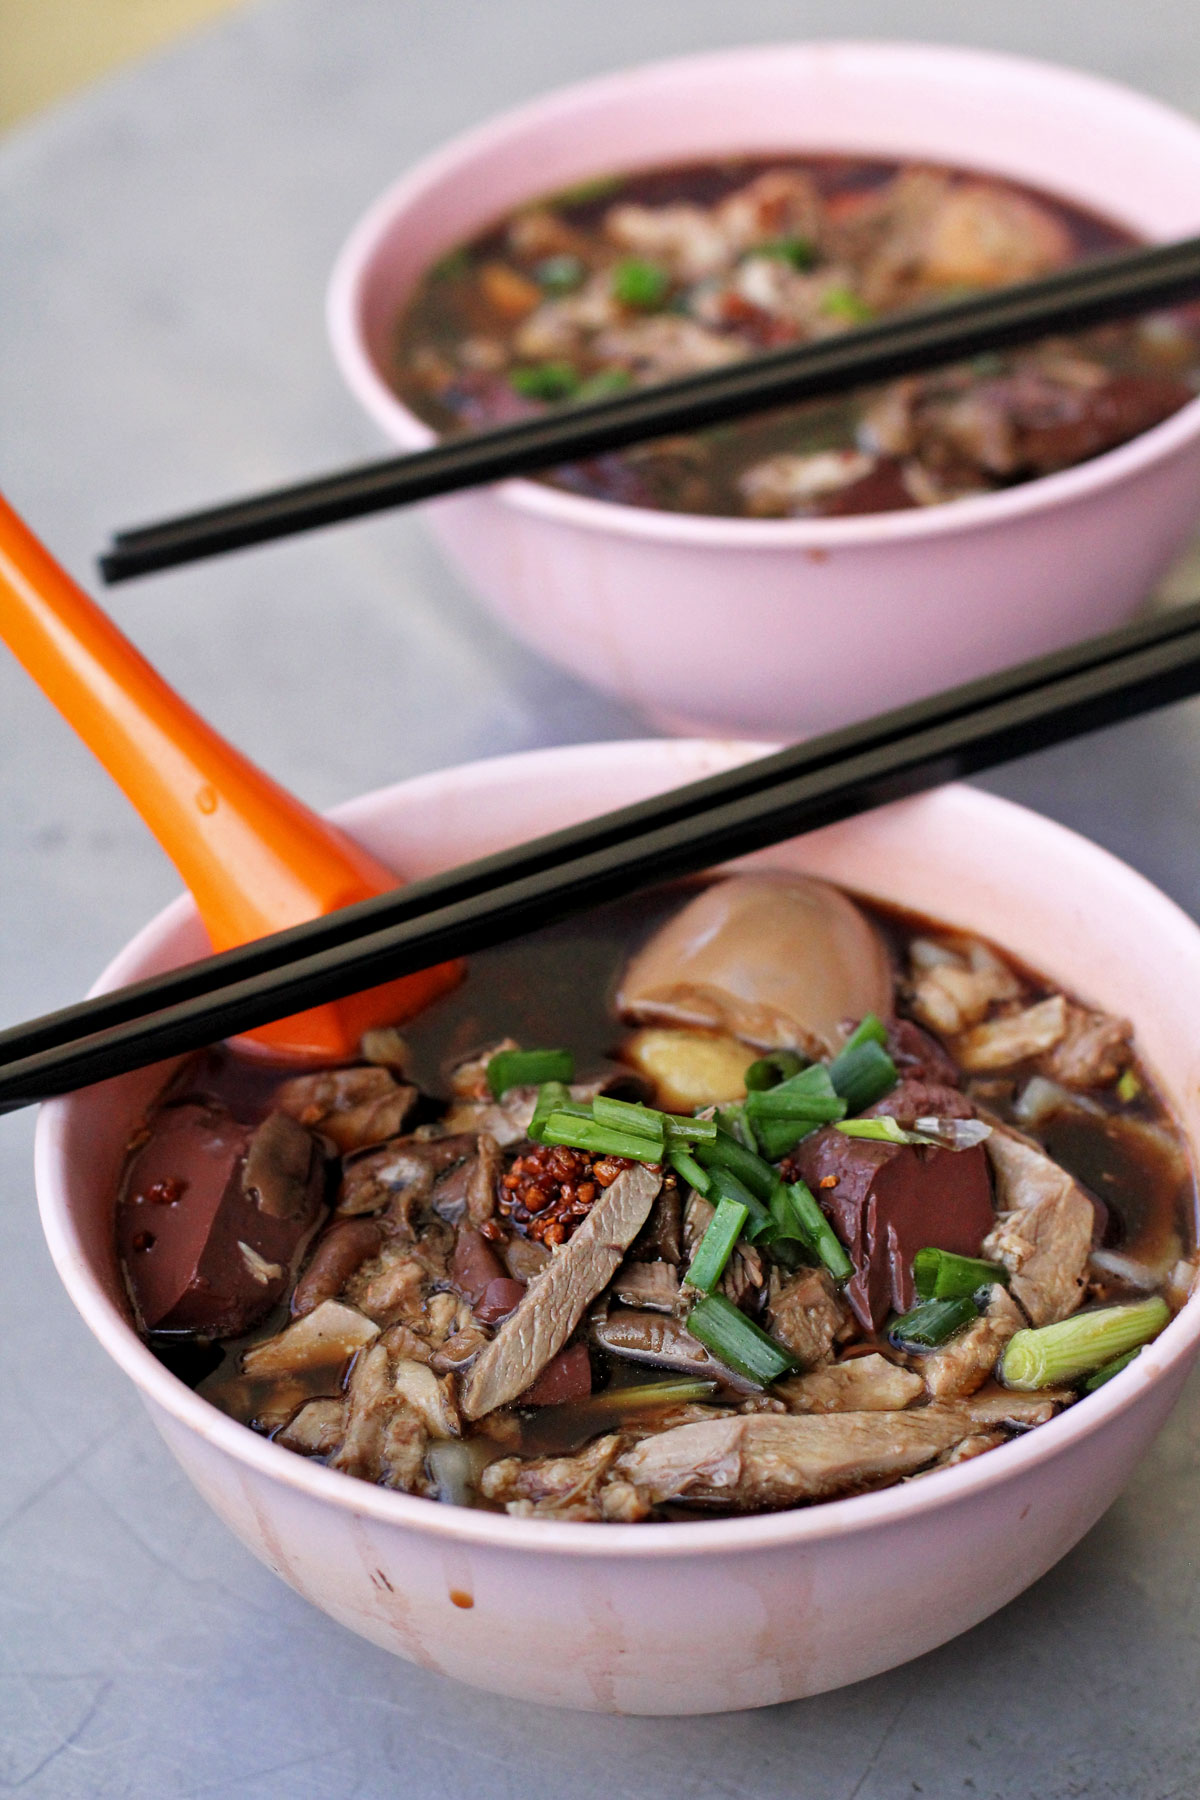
329, 42, 1200, 739
34, 740, 1200, 1713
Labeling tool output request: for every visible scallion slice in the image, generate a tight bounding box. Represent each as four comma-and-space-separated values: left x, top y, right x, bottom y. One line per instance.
890, 1295, 980, 1349
685, 1196, 750, 1293
695, 1130, 777, 1202
744, 1049, 807, 1092
488, 1047, 575, 1099
540, 1112, 662, 1163
1082, 1348, 1142, 1392
663, 1114, 718, 1144
528, 1079, 574, 1141
1001, 1298, 1169, 1391
913, 1247, 1010, 1302
591, 1377, 718, 1411
751, 1115, 822, 1160
743, 1062, 844, 1119
668, 1147, 711, 1195
592, 1094, 665, 1139
717, 1104, 758, 1153
611, 257, 670, 309
686, 1294, 797, 1386
781, 1180, 853, 1281
707, 1166, 775, 1241
827, 1039, 898, 1114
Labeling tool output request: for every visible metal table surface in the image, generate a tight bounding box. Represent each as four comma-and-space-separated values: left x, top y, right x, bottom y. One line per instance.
4, 2, 1200, 1793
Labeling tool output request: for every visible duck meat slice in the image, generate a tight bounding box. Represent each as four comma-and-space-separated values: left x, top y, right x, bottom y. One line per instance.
461, 1164, 662, 1419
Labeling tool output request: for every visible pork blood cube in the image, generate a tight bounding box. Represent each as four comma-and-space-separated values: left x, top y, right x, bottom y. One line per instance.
118, 1102, 326, 1336
788, 1129, 995, 1330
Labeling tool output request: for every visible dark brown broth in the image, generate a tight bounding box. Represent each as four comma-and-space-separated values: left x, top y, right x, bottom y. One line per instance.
148, 880, 1196, 1445
391, 152, 1199, 519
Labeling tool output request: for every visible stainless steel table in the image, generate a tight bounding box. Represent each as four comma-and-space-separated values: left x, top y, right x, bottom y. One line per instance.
4, 2, 1200, 1792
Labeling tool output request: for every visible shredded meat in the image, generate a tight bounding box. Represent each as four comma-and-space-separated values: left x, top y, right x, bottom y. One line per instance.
766, 1267, 850, 1366
955, 995, 1069, 1071
983, 1129, 1094, 1325
1036, 1005, 1133, 1089
275, 1066, 417, 1153
776, 1353, 924, 1413
919, 1286, 1025, 1400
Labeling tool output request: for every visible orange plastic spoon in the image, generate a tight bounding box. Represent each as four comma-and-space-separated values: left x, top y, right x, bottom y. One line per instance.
0, 493, 461, 1059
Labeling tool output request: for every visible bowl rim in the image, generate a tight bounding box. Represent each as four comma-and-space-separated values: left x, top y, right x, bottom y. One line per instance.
34, 740, 1200, 1560
327, 37, 1200, 551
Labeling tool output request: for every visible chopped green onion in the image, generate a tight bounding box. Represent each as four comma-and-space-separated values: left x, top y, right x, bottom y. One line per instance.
488, 1047, 575, 1099
716, 1104, 758, 1153
574, 369, 633, 401
540, 1112, 662, 1163
1117, 1069, 1143, 1104
707, 1166, 775, 1241
890, 1296, 980, 1349
752, 1115, 822, 1160
592, 1094, 665, 1139
835, 1115, 990, 1150
1001, 1298, 1169, 1391
913, 1247, 1010, 1302
744, 1062, 844, 1118
431, 246, 471, 281
668, 1147, 711, 1195
528, 1080, 578, 1141
509, 361, 580, 400
686, 1294, 798, 1386
821, 285, 873, 323
840, 1013, 888, 1053
827, 1040, 898, 1114
836, 1117, 917, 1145
744, 1049, 807, 1091
1082, 1348, 1142, 1392
685, 1197, 750, 1292
552, 173, 624, 206
695, 1130, 776, 1201
591, 1377, 717, 1410
781, 1180, 853, 1281
663, 1114, 718, 1144
751, 236, 817, 271
534, 254, 584, 293
612, 258, 671, 309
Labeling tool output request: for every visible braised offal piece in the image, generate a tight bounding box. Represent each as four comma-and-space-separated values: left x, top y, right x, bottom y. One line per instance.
120, 872, 1195, 1520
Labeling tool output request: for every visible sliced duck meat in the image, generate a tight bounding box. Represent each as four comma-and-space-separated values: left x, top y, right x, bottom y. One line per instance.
291, 1218, 383, 1318
906, 937, 1022, 1036
481, 1433, 634, 1520
329, 1340, 430, 1492
955, 996, 1069, 1071
275, 1066, 417, 1153
862, 1074, 974, 1124
243, 1298, 379, 1376
631, 1184, 682, 1264
776, 1352, 924, 1414
614, 1405, 991, 1508
918, 1285, 1025, 1400
1036, 1004, 1133, 1089
982, 1128, 1094, 1324
616, 873, 893, 1057
118, 1102, 325, 1336
765, 1267, 850, 1366
461, 1164, 663, 1419
787, 1128, 994, 1330
955, 1381, 1073, 1429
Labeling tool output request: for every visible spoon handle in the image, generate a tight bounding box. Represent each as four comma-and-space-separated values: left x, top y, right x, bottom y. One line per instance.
0, 494, 459, 1057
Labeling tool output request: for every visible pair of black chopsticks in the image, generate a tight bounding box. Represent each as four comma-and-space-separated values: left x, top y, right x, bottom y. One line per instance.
7, 593, 1200, 1114
99, 234, 1200, 582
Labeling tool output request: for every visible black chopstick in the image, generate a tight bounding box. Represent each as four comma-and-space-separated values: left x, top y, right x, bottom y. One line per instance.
6, 597, 1200, 1112
98, 235, 1200, 583
9, 589, 1200, 1074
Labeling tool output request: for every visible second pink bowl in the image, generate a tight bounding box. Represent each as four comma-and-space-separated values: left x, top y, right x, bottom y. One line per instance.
329, 41, 1200, 738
